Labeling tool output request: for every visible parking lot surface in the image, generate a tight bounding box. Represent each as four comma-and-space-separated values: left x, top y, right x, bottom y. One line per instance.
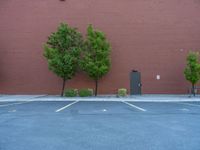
0, 100, 200, 150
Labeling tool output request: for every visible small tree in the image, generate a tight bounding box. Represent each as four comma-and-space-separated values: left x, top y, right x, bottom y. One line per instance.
80, 25, 111, 96
184, 52, 200, 96
44, 23, 83, 96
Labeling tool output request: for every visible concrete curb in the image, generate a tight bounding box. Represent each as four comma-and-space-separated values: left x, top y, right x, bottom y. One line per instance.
0, 94, 199, 102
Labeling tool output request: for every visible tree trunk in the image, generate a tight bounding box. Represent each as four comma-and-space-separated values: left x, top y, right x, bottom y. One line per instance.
192, 83, 195, 97
61, 78, 66, 97
95, 79, 98, 96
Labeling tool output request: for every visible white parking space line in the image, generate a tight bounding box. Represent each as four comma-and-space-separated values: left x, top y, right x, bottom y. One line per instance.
55, 101, 79, 112
0, 101, 33, 107
122, 101, 147, 112
178, 102, 200, 108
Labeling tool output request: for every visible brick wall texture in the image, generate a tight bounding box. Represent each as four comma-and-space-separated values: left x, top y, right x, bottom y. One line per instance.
0, 0, 200, 94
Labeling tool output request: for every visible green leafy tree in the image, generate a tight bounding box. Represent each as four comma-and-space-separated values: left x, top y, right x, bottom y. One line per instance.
184, 52, 200, 96
80, 25, 111, 96
44, 23, 83, 96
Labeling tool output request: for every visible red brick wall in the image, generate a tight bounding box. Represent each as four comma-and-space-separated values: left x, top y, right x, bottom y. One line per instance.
0, 0, 200, 94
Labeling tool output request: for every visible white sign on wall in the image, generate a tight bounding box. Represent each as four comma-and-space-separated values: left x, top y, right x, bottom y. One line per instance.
156, 75, 160, 80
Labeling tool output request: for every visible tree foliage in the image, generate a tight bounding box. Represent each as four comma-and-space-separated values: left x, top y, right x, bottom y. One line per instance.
184, 51, 200, 95
80, 25, 111, 96
44, 23, 83, 96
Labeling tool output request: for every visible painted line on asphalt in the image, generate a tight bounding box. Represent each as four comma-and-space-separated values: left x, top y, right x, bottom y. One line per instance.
178, 102, 200, 108
55, 101, 79, 112
0, 101, 33, 107
122, 101, 147, 112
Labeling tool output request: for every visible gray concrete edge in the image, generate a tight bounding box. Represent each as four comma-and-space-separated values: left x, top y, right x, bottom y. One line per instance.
0, 94, 199, 102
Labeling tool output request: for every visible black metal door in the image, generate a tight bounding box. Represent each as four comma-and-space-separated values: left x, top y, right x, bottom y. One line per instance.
130, 71, 142, 95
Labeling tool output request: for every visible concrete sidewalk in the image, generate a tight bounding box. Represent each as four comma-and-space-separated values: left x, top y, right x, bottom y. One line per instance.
0, 94, 199, 102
